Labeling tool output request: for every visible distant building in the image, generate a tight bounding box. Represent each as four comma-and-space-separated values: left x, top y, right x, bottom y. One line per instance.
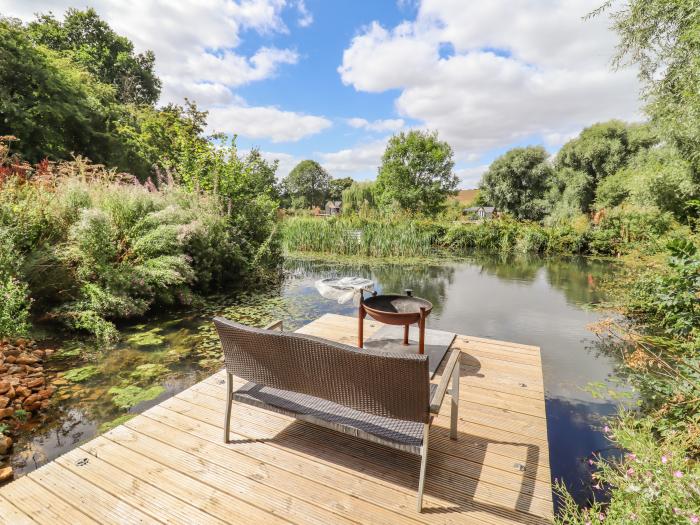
325, 200, 342, 215
463, 206, 496, 220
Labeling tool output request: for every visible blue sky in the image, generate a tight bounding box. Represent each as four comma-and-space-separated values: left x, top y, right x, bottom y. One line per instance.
1, 0, 643, 187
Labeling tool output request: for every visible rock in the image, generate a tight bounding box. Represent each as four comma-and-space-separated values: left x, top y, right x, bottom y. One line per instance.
14, 386, 30, 398
0, 366, 6, 374
0, 382, 9, 394
5, 386, 14, 400
40, 400, 49, 409
0, 436, 12, 455
0, 467, 12, 483
0, 397, 8, 409
37, 388, 54, 400
2, 348, 19, 357
32, 349, 45, 359
51, 378, 68, 386
22, 394, 40, 407
26, 378, 44, 389
4, 356, 15, 364
15, 355, 38, 365
0, 408, 13, 418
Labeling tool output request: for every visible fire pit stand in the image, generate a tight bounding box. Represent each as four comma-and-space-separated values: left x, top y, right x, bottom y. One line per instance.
358, 289, 433, 354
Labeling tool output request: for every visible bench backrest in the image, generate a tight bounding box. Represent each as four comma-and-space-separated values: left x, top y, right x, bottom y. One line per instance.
214, 317, 431, 423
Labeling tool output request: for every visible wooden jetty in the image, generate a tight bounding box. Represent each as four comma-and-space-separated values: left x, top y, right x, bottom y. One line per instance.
0, 313, 553, 524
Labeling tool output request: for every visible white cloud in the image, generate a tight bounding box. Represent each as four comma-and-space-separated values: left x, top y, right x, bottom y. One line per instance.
296, 0, 313, 27
347, 117, 405, 132
251, 151, 300, 179
455, 165, 489, 189
339, 1, 642, 159
318, 140, 387, 178
0, 0, 327, 143
208, 105, 331, 142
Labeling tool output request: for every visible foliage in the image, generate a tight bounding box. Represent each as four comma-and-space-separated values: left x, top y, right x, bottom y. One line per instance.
0, 18, 121, 165
375, 130, 458, 216
0, 226, 31, 338
341, 181, 377, 215
0, 140, 280, 341
556, 413, 700, 524
27, 8, 160, 105
282, 160, 331, 208
600, 0, 700, 170
328, 177, 354, 201
479, 146, 553, 220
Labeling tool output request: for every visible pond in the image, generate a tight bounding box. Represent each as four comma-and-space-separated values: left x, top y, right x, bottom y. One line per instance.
6, 253, 623, 507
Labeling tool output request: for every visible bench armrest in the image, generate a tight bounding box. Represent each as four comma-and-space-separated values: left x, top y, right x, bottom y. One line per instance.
264, 320, 284, 331
430, 349, 460, 414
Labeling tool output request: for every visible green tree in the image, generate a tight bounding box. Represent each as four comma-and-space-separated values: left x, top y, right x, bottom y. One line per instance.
282, 160, 330, 208
341, 181, 376, 213
0, 18, 119, 164
28, 8, 161, 105
375, 130, 458, 215
328, 177, 354, 201
479, 146, 553, 220
597, 0, 700, 170
553, 121, 658, 214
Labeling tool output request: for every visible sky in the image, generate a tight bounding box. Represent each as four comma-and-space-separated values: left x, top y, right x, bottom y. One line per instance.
0, 0, 643, 188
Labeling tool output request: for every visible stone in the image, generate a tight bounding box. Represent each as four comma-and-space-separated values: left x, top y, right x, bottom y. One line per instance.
0, 408, 13, 418
26, 378, 44, 389
15, 355, 38, 366
4, 356, 15, 364
14, 386, 30, 398
32, 349, 45, 359
0, 397, 8, 409
2, 348, 19, 357
0, 382, 9, 394
22, 394, 39, 407
0, 467, 12, 482
0, 436, 12, 455
5, 386, 14, 400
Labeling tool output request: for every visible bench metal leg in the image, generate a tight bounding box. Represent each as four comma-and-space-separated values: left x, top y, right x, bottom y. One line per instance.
224, 372, 233, 443
450, 358, 460, 440
417, 423, 430, 512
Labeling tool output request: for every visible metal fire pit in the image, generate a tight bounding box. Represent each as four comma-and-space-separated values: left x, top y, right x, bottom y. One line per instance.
358, 290, 433, 354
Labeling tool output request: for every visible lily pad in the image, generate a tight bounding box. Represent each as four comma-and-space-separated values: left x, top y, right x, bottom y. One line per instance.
126, 329, 165, 347
99, 414, 136, 433
63, 365, 100, 383
108, 385, 165, 409
130, 363, 170, 381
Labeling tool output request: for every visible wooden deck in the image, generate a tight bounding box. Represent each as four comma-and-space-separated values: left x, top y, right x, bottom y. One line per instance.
0, 313, 553, 524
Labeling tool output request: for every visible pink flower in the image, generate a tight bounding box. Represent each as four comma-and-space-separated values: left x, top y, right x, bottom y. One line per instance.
674, 471, 684, 478
603, 426, 610, 433
598, 512, 606, 521
588, 459, 594, 465
662, 455, 668, 464
690, 515, 699, 524
626, 467, 635, 476
626, 453, 637, 461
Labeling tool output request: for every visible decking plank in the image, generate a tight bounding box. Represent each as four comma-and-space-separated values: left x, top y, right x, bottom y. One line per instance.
0, 313, 553, 524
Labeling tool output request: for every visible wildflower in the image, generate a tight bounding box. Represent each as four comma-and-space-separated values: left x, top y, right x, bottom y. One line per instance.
603, 426, 610, 433
588, 459, 594, 466
626, 453, 637, 461
690, 515, 699, 524
626, 467, 635, 476
599, 512, 605, 521
674, 471, 683, 478
662, 455, 668, 464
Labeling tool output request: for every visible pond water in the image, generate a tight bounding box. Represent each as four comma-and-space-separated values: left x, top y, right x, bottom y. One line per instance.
7, 253, 623, 507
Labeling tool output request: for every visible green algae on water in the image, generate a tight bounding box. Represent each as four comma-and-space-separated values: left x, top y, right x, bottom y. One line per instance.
130, 363, 170, 382
108, 385, 166, 409
63, 365, 100, 383
126, 328, 165, 347
98, 414, 136, 433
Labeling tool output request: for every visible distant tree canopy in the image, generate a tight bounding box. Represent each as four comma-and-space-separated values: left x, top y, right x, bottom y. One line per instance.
282, 160, 331, 208
375, 130, 458, 216
479, 146, 553, 221
328, 176, 354, 201
27, 8, 161, 105
342, 181, 376, 213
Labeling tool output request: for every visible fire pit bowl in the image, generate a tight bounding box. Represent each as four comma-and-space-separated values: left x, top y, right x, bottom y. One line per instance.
362, 294, 433, 326
358, 291, 433, 353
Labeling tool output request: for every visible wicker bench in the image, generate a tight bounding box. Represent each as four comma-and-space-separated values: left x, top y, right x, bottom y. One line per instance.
213, 316, 461, 512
